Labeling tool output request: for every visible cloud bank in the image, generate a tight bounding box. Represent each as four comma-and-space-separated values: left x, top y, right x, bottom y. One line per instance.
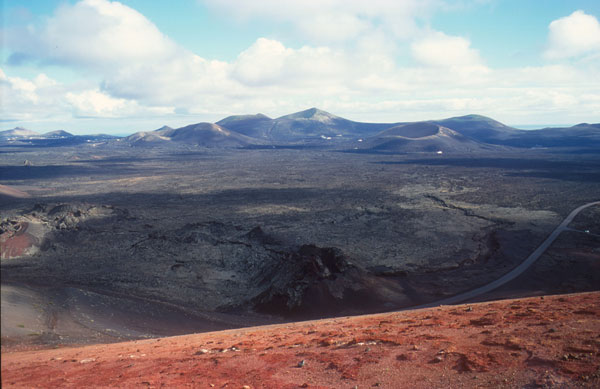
1, 0, 599, 130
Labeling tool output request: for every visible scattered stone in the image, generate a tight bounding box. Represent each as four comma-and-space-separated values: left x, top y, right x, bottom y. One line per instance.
195, 349, 209, 355
431, 355, 444, 363
319, 338, 334, 347
297, 360, 305, 368
506, 337, 524, 350
470, 317, 495, 326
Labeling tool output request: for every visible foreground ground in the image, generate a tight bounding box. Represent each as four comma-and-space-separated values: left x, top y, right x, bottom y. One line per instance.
2, 292, 599, 388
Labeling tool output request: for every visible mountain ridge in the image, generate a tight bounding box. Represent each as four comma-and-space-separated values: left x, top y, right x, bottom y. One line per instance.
3, 109, 598, 151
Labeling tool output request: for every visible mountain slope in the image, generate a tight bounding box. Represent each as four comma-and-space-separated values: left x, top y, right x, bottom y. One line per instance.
360, 122, 497, 153
216, 114, 274, 138
0, 127, 41, 139
434, 114, 518, 142
0, 127, 117, 146
124, 131, 172, 146
165, 123, 257, 147
43, 130, 73, 138
125, 122, 260, 148
428, 115, 600, 149
500, 123, 600, 148
266, 108, 394, 143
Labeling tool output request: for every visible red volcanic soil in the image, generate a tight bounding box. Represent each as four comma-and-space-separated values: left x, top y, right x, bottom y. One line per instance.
2, 292, 599, 388
0, 222, 38, 259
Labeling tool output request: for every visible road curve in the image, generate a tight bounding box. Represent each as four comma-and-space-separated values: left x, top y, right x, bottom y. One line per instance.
415, 200, 600, 309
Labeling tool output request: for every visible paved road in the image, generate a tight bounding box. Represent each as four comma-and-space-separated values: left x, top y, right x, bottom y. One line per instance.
415, 201, 600, 309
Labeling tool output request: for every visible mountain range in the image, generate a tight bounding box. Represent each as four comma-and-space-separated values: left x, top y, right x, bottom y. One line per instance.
2, 109, 599, 152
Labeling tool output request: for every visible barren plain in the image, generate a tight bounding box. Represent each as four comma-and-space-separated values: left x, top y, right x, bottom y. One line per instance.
1, 145, 599, 350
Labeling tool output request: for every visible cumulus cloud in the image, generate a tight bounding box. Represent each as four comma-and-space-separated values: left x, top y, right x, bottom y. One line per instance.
1, 69, 68, 121
411, 31, 484, 67
232, 38, 347, 87
2, 0, 599, 129
65, 89, 172, 118
7, 0, 179, 69
0, 67, 172, 122
4, 0, 242, 111
2, 0, 490, 118
202, 0, 440, 43
544, 10, 600, 59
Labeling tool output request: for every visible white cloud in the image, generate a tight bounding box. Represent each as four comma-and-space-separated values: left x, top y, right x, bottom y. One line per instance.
2, 0, 599, 130
544, 10, 600, 60
231, 38, 347, 87
65, 89, 172, 118
201, 0, 440, 43
1, 69, 67, 120
411, 31, 484, 67
7, 0, 179, 69
0, 68, 172, 122
4, 0, 242, 111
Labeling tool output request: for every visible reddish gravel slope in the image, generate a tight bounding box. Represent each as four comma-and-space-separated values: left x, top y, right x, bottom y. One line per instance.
2, 292, 599, 388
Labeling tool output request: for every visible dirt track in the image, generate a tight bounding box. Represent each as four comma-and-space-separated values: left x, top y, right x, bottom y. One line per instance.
2, 292, 599, 388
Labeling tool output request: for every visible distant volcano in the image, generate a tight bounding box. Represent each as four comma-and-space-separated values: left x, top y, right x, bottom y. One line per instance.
360, 122, 497, 153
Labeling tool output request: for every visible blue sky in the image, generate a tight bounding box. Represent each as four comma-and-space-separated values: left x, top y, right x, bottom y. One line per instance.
2, 0, 600, 134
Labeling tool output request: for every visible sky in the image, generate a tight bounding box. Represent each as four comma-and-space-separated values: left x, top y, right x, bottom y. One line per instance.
1, 0, 600, 135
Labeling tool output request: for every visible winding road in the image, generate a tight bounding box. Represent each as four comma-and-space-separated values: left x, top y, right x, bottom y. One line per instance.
417, 200, 600, 309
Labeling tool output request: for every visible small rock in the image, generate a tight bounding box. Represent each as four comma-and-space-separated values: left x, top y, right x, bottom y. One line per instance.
297, 360, 305, 368
319, 338, 334, 347
242, 386, 251, 389
431, 355, 444, 363
195, 349, 209, 355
